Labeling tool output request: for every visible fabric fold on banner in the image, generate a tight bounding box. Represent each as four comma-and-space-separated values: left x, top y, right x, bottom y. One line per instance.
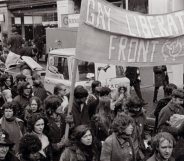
84, 0, 184, 39
75, 0, 184, 67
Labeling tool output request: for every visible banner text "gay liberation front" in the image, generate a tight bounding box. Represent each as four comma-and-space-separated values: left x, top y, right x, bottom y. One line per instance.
76, 0, 184, 66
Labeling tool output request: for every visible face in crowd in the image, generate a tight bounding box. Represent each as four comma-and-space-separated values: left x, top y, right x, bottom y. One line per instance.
4, 108, 13, 119
80, 130, 93, 146
30, 99, 38, 113
34, 118, 45, 135
124, 123, 134, 136
0, 145, 9, 160
157, 138, 173, 160
23, 84, 32, 96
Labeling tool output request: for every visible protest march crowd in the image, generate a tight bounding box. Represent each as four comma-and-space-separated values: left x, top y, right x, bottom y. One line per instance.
0, 0, 184, 161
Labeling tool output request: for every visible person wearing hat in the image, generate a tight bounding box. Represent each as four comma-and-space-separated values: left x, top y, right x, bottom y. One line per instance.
0, 128, 19, 161
157, 88, 184, 160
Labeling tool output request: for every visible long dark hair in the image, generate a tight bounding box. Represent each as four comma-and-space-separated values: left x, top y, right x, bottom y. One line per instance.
27, 113, 49, 135
29, 96, 43, 113
70, 125, 100, 161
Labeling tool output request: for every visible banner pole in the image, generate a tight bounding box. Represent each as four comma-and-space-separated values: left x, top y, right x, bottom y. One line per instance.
126, 0, 128, 10
64, 58, 78, 140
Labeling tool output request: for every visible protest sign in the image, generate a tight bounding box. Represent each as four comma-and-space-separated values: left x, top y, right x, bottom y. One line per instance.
76, 0, 184, 66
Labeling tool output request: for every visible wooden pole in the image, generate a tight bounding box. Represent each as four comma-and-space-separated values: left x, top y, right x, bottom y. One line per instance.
64, 58, 78, 140
126, 0, 128, 10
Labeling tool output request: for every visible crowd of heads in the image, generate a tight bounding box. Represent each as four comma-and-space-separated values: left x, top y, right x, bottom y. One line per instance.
0, 63, 182, 161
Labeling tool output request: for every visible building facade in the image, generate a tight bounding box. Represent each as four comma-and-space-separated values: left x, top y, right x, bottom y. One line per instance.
0, 0, 58, 41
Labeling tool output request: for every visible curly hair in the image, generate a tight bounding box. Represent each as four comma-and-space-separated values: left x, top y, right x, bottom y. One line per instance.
151, 132, 176, 153
44, 95, 62, 116
27, 113, 48, 134
2, 101, 19, 117
19, 133, 42, 160
111, 113, 134, 135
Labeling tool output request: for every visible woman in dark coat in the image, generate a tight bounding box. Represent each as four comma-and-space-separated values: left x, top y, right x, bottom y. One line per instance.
91, 96, 112, 141
60, 124, 101, 161
24, 96, 43, 122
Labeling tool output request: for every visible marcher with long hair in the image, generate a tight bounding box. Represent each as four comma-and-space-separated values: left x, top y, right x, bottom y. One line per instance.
100, 113, 139, 161
60, 124, 101, 161
0, 102, 24, 154
24, 96, 43, 122
91, 96, 112, 141
13, 81, 32, 120
11, 73, 26, 98
27, 113, 52, 161
44, 95, 73, 161
147, 132, 175, 161
125, 95, 146, 159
